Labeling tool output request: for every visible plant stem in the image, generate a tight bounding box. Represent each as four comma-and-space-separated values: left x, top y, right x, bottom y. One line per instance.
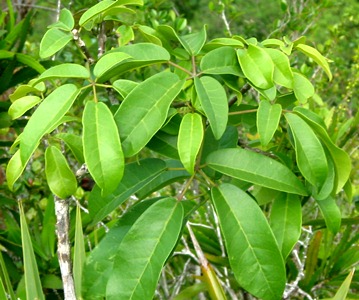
54, 196, 76, 300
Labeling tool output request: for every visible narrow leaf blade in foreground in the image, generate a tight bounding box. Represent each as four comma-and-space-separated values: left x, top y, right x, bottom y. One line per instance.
83, 101, 124, 195
178, 113, 204, 174
257, 100, 282, 147
211, 183, 286, 300
115, 72, 184, 157
316, 196, 341, 234
206, 148, 308, 195
106, 198, 183, 299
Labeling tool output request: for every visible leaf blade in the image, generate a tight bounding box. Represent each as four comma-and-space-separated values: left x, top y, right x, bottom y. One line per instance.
257, 100, 282, 147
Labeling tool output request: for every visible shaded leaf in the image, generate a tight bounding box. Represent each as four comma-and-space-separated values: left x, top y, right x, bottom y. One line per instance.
332, 269, 355, 300
286, 113, 328, 189
20, 84, 80, 165
147, 131, 179, 159
55, 133, 84, 164
194, 76, 228, 140
16, 53, 46, 73
83, 101, 124, 195
211, 183, 286, 300
114, 72, 184, 157
39, 28, 73, 59
257, 100, 282, 146
178, 113, 204, 174
206, 148, 308, 195
106, 198, 183, 299
316, 196, 341, 234
237, 45, 274, 89
270, 194, 302, 259
45, 146, 77, 199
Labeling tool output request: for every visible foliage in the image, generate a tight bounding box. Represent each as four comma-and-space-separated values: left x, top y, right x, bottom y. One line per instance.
0, 0, 358, 299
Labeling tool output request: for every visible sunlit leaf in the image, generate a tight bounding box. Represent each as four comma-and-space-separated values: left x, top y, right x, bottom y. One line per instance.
293, 72, 315, 103
79, 0, 117, 27
332, 269, 355, 300
39, 28, 73, 59
48, 8, 74, 31
316, 196, 341, 234
8, 95, 41, 119
106, 198, 183, 299
179, 25, 207, 55
270, 194, 302, 259
178, 113, 204, 174
206, 148, 308, 195
194, 76, 228, 140
115, 72, 184, 157
6, 150, 26, 190
112, 79, 139, 98
45, 146, 77, 199
257, 100, 282, 147
83, 101, 124, 195
211, 183, 286, 300
93, 52, 132, 79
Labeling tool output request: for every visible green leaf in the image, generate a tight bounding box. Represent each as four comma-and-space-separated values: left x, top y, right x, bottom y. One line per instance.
57, 8, 75, 30
45, 146, 77, 199
40, 195, 56, 258
296, 44, 332, 81
179, 25, 207, 55
200, 46, 242, 76
178, 113, 204, 174
19, 202, 45, 300
83, 199, 156, 300
293, 107, 351, 193
79, 0, 117, 27
312, 153, 335, 200
194, 76, 228, 140
6, 150, 26, 190
112, 79, 139, 98
88, 158, 166, 224
114, 72, 184, 157
117, 25, 134, 46
106, 198, 183, 299
8, 95, 41, 119
138, 25, 162, 45
270, 194, 302, 259
16, 53, 46, 73
211, 184, 286, 300
332, 269, 355, 300
286, 113, 328, 189
83, 101, 124, 195
93, 52, 132, 79
316, 196, 341, 234
55, 133, 84, 164
147, 131, 179, 159
32, 63, 90, 85
206, 148, 308, 195
264, 48, 294, 88
257, 100, 282, 147
73, 205, 86, 300
293, 72, 314, 103
97, 43, 170, 82
237, 45, 274, 89
39, 28, 73, 59
203, 37, 244, 51
20, 84, 80, 165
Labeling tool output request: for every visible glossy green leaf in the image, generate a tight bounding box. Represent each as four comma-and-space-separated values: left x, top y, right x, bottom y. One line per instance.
316, 196, 341, 234
32, 63, 90, 85
73, 205, 86, 300
264, 48, 294, 88
293, 72, 315, 103
19, 202, 45, 300
194, 76, 228, 140
257, 100, 282, 147
178, 113, 204, 174
83, 101, 124, 195
179, 25, 207, 55
237, 44, 274, 89
88, 158, 166, 224
115, 72, 184, 157
206, 148, 308, 195
55, 133, 84, 164
147, 131, 179, 159
83, 199, 156, 299
45, 146, 77, 199
286, 113, 328, 189
293, 107, 351, 193
39, 28, 73, 59
9, 83, 45, 102
106, 198, 183, 299
6, 150, 26, 190
93, 52, 132, 79
296, 44, 332, 80
270, 194, 302, 259
8, 95, 41, 120
200, 46, 242, 76
97, 43, 170, 82
48, 8, 74, 31
211, 183, 286, 300
332, 269, 355, 300
79, 0, 116, 26
20, 84, 80, 165
112, 79, 138, 98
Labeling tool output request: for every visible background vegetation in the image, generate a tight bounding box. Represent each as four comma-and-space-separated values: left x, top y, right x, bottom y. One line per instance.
0, 0, 358, 299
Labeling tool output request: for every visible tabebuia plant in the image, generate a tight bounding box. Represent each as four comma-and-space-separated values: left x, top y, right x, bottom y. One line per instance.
6, 0, 353, 299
